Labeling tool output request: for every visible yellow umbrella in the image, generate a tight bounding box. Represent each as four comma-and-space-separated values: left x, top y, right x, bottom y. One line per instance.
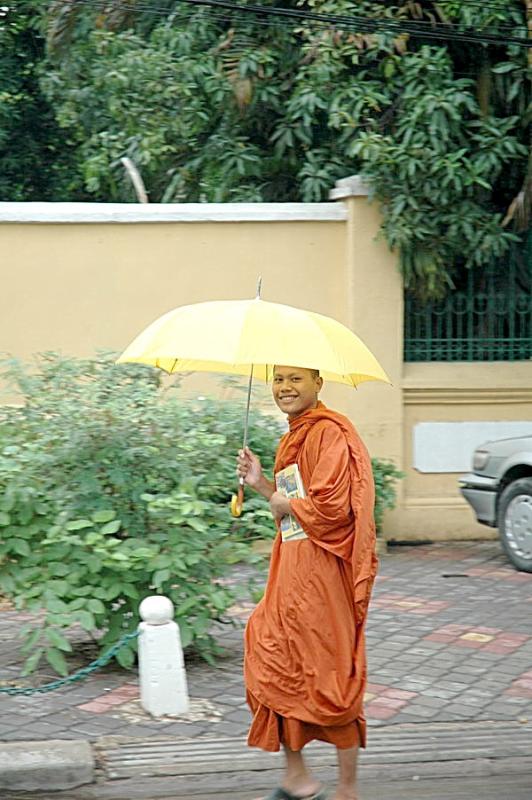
117, 280, 389, 514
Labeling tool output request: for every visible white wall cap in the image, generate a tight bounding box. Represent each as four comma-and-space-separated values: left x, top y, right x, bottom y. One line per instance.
139, 595, 174, 625
329, 175, 370, 200
0, 202, 347, 224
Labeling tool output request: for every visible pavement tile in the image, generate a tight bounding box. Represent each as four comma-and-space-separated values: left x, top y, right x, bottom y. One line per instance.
0, 723, 20, 736
499, 695, 532, 705
211, 694, 243, 706
366, 704, 397, 720
437, 624, 471, 634
369, 696, 406, 709
397, 680, 432, 692
442, 704, 480, 717
366, 682, 391, 693
1, 729, 53, 741
455, 694, 492, 707
514, 677, 532, 689
77, 701, 111, 713
395, 704, 440, 718
410, 695, 449, 708
489, 702, 531, 715
225, 707, 252, 723
505, 687, 532, 699
18, 720, 65, 735
206, 720, 249, 736
418, 640, 450, 650
381, 689, 417, 700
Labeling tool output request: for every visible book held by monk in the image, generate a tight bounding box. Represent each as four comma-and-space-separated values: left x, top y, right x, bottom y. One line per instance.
274, 463, 308, 542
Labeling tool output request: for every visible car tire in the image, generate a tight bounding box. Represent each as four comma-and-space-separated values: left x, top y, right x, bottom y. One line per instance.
498, 477, 532, 573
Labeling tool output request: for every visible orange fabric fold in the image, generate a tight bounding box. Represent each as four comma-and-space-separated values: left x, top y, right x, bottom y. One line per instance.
244, 402, 377, 752
247, 690, 364, 752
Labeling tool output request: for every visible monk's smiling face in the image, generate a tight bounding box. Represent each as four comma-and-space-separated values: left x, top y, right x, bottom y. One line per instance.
272, 366, 323, 420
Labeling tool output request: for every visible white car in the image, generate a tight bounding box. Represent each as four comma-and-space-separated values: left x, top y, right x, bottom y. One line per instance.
459, 435, 532, 573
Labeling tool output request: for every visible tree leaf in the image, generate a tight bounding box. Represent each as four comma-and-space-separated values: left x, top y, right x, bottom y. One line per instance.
92, 510, 116, 523
45, 596, 69, 614
88, 598, 106, 615
115, 645, 135, 669
75, 610, 96, 631
66, 519, 93, 531
491, 63, 516, 74
152, 568, 171, 589
22, 648, 44, 676
45, 647, 69, 676
12, 538, 30, 556
21, 627, 43, 653
45, 628, 73, 652
101, 519, 121, 535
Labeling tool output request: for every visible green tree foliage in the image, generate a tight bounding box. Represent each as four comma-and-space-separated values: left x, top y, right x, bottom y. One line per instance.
372, 458, 403, 533
0, 1, 529, 294
0, 1, 84, 201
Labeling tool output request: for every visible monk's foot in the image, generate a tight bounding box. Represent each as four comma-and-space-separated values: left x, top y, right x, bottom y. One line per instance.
256, 784, 325, 800
282, 778, 323, 798
331, 787, 357, 800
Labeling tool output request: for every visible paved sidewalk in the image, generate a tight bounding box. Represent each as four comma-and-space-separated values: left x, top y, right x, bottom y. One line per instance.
1, 541, 532, 744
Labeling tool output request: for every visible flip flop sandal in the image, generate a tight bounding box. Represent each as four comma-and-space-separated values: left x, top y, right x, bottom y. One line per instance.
263, 787, 327, 800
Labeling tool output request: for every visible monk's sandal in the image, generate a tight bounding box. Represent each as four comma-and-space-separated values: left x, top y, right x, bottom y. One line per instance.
265, 788, 327, 800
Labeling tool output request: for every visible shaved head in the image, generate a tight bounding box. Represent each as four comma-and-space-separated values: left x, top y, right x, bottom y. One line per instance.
272, 366, 323, 420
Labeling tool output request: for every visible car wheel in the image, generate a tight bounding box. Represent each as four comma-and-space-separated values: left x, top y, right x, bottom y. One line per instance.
498, 477, 532, 573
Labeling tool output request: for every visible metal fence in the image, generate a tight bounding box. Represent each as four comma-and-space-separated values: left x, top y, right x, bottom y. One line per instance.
404, 245, 532, 362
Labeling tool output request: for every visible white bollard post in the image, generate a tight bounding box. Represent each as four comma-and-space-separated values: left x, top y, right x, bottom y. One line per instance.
138, 595, 189, 717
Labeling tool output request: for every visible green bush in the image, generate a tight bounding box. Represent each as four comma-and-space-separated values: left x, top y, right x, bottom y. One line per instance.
0, 353, 280, 673
0, 353, 402, 675
372, 458, 404, 534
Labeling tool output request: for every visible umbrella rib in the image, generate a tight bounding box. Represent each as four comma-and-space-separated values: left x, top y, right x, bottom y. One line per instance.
305, 312, 348, 376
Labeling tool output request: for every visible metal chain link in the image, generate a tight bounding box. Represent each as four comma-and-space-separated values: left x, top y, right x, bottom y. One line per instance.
0, 630, 140, 696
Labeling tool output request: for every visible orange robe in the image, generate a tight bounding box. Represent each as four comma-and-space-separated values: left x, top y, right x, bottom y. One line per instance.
244, 402, 377, 752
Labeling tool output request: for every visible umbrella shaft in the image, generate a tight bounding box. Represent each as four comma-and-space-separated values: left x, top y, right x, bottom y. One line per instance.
243, 364, 254, 450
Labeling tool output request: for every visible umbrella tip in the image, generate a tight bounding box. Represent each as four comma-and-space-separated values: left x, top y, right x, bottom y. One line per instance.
256, 276, 262, 299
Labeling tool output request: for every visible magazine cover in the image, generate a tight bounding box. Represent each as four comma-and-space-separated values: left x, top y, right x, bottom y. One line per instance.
274, 463, 308, 542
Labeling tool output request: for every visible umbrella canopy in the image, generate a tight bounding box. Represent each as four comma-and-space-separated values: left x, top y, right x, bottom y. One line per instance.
117, 297, 389, 387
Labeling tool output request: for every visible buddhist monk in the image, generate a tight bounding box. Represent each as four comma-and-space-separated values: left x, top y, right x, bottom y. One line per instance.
236, 366, 377, 800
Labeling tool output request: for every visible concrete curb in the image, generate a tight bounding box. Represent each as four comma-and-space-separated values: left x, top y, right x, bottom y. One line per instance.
94, 720, 532, 790
0, 739, 94, 791
2, 719, 532, 794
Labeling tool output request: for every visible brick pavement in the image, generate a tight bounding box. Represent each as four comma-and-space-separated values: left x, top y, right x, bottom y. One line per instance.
1, 541, 531, 743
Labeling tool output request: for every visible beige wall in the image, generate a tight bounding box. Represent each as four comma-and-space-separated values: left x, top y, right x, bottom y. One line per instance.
3, 219, 346, 361
393, 361, 532, 541
1, 187, 530, 542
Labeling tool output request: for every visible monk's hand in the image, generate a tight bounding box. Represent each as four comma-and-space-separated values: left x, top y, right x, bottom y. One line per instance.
269, 491, 292, 522
236, 446, 263, 489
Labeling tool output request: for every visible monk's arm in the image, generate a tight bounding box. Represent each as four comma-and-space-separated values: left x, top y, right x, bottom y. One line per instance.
237, 447, 275, 499
289, 424, 353, 538
254, 474, 276, 500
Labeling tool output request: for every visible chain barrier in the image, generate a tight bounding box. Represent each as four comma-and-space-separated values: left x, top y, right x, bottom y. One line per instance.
0, 630, 139, 696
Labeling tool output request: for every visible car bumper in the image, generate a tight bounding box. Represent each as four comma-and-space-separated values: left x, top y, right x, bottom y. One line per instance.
458, 473, 499, 527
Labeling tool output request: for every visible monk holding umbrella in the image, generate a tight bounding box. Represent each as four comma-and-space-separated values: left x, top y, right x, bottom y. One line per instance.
117, 282, 388, 800
237, 365, 377, 800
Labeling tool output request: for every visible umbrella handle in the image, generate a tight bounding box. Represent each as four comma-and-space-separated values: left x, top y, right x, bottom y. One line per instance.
231, 478, 244, 518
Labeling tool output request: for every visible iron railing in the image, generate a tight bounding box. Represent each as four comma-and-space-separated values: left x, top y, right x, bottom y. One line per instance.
404, 244, 532, 362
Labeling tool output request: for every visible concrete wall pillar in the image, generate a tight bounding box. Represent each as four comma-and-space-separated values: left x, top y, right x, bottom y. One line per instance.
330, 176, 405, 536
